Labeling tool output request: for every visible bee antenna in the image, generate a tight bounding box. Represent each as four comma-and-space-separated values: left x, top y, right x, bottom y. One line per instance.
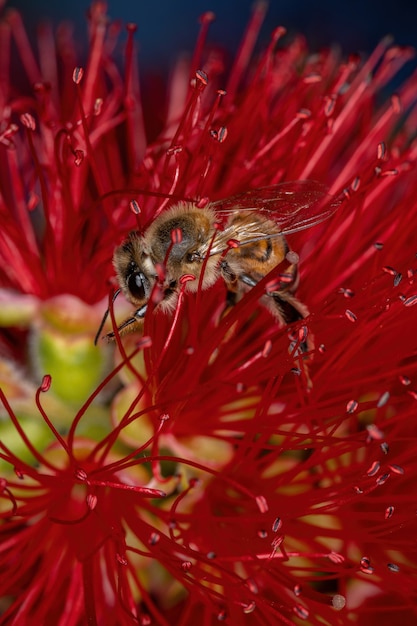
94, 288, 121, 345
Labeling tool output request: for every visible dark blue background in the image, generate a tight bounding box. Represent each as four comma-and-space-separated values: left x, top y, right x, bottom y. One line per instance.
6, 0, 417, 71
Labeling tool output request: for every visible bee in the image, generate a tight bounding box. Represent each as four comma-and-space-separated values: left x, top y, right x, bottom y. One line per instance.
96, 181, 340, 343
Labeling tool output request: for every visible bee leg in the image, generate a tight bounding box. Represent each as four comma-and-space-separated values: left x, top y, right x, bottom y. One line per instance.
94, 288, 121, 345
105, 304, 148, 340
270, 291, 314, 389
241, 269, 313, 380
221, 265, 258, 304
271, 293, 308, 324
237, 272, 304, 324
233, 271, 309, 332
239, 274, 257, 288
270, 292, 311, 346
226, 290, 238, 308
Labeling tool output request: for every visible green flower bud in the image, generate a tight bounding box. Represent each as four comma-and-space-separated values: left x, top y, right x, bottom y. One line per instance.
30, 295, 111, 406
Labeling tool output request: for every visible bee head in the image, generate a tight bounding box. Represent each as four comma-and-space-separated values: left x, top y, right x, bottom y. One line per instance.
113, 232, 156, 306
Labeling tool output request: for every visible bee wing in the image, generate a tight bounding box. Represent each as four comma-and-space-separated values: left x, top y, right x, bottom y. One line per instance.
207, 180, 341, 256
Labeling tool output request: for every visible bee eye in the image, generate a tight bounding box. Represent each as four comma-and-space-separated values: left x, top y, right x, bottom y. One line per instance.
127, 272, 149, 301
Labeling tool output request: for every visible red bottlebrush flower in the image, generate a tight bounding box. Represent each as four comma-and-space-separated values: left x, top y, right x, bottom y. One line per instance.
1, 2, 417, 625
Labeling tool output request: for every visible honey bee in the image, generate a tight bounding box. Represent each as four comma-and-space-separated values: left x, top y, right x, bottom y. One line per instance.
96, 181, 340, 343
